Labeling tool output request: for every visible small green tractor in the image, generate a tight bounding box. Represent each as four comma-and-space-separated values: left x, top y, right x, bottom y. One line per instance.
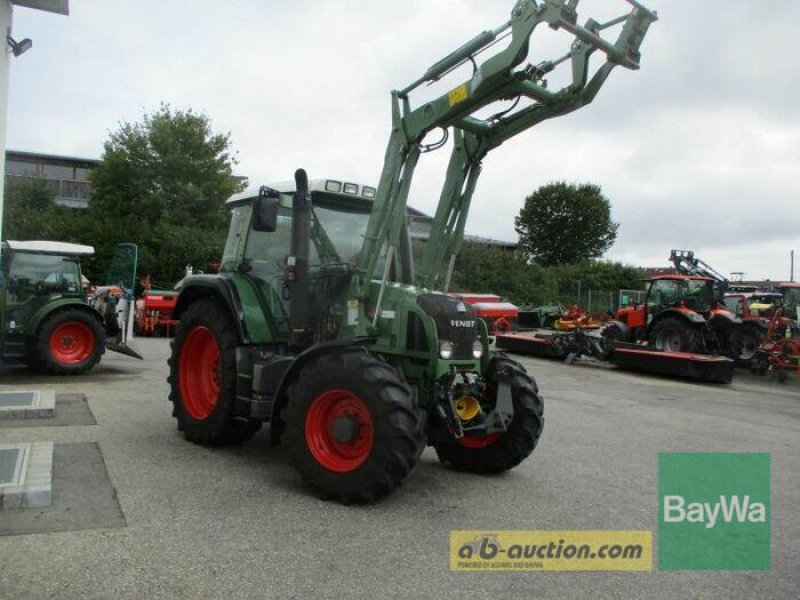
0, 240, 141, 374
168, 0, 656, 501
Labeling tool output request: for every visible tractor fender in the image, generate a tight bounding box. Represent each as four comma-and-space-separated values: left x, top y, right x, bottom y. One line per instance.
647, 308, 706, 336
268, 336, 377, 445
601, 319, 630, 342
709, 310, 742, 326
27, 298, 103, 338
174, 275, 251, 344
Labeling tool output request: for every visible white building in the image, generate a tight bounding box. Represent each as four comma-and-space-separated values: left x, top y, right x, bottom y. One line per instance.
1, 0, 69, 240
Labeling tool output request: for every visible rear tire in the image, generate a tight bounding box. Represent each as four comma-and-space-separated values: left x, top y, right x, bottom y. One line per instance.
434, 354, 544, 474
284, 352, 425, 503
168, 299, 261, 445
31, 308, 106, 375
649, 317, 704, 353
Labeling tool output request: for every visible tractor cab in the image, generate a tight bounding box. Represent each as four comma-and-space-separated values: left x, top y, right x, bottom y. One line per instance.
616, 275, 720, 332
221, 178, 385, 342
1, 241, 91, 342
647, 276, 718, 317
779, 283, 800, 321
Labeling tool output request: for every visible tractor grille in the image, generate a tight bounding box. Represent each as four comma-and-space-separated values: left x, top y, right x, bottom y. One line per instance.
417, 294, 479, 360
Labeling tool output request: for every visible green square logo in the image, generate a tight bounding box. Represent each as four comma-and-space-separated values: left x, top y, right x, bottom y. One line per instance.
658, 452, 770, 571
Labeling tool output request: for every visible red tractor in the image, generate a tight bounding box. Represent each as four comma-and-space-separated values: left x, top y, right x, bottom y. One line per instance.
603, 250, 741, 357
722, 292, 789, 364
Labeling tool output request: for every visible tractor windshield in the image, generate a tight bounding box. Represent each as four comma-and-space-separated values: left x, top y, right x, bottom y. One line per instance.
311, 203, 370, 266
781, 286, 800, 317
682, 279, 715, 312
3, 252, 83, 330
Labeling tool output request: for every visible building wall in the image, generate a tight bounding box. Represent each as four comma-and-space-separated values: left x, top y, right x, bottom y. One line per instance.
5, 151, 97, 208
0, 1, 12, 238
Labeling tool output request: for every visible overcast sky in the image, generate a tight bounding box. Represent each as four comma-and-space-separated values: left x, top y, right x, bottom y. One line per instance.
7, 0, 799, 281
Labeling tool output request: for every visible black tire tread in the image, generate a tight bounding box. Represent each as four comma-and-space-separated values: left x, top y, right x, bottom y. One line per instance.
30, 307, 106, 375
650, 317, 704, 353
434, 353, 544, 475
284, 351, 425, 503
167, 298, 261, 446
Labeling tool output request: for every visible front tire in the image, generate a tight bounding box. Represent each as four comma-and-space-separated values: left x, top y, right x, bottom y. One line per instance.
736, 325, 762, 366
31, 308, 106, 375
168, 299, 261, 445
284, 352, 425, 503
434, 354, 544, 474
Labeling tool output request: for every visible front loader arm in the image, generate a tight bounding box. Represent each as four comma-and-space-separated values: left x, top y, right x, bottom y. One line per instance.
356, 0, 657, 317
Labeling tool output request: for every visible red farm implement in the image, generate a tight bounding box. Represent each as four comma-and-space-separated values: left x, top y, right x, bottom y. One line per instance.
134, 290, 180, 336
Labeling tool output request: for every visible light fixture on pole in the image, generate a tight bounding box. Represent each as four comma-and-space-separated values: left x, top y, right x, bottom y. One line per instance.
7, 35, 33, 57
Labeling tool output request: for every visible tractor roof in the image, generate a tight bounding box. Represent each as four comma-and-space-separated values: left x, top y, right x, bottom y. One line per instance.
725, 292, 781, 299
2, 240, 95, 256
227, 178, 377, 206
649, 274, 713, 282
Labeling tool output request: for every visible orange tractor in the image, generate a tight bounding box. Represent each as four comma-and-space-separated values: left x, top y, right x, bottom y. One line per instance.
603, 250, 741, 357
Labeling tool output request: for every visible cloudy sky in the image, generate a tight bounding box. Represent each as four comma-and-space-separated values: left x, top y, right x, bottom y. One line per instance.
7, 0, 799, 281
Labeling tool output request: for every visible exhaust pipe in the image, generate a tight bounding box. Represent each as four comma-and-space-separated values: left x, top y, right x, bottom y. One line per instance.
289, 168, 312, 350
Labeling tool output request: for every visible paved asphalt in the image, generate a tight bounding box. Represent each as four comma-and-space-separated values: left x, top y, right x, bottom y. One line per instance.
0, 338, 798, 599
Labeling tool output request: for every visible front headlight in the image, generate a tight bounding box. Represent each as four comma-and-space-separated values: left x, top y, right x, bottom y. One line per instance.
472, 339, 484, 359
439, 340, 454, 360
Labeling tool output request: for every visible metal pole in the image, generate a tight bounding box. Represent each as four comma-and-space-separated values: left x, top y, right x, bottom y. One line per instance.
791, 249, 795, 282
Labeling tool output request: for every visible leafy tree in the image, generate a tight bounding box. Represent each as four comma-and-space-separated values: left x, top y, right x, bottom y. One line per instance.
87, 104, 242, 283
514, 182, 619, 266
450, 241, 642, 308
2, 177, 78, 241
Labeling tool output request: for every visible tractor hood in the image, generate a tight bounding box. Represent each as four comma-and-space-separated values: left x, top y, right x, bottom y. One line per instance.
416, 293, 480, 360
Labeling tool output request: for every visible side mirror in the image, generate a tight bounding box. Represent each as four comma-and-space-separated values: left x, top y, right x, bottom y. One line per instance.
252, 187, 280, 232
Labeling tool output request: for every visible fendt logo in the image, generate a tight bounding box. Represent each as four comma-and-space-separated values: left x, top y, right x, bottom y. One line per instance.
663, 495, 766, 529
449, 319, 476, 328
658, 453, 770, 571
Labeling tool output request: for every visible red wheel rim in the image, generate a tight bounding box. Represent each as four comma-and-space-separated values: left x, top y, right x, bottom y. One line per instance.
49, 321, 95, 365
305, 389, 374, 473
179, 326, 221, 420
457, 433, 501, 448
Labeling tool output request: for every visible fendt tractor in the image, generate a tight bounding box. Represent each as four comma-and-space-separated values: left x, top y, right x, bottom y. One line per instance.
168, 0, 656, 502
605, 250, 743, 359
0, 241, 141, 374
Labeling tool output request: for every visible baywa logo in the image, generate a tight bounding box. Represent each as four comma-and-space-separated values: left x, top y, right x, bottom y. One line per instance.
658, 452, 771, 571
663, 494, 766, 529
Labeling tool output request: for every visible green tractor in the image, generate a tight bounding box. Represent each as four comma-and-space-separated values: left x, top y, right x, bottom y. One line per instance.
168, 0, 656, 501
0, 240, 142, 374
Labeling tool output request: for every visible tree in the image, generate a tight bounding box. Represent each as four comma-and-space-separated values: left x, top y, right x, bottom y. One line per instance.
514, 182, 619, 266
2, 177, 78, 241
87, 104, 242, 284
